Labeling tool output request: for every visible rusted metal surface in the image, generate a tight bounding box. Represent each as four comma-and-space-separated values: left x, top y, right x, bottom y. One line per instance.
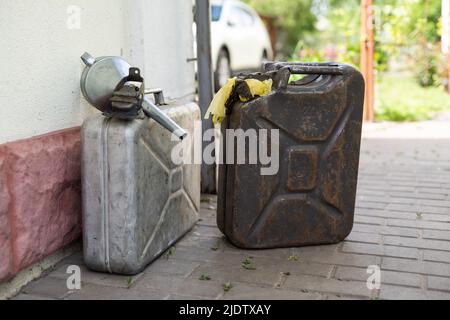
217, 62, 365, 249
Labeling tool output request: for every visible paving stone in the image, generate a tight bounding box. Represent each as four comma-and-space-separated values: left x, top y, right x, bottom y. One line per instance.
200, 205, 217, 212
341, 242, 419, 259
259, 261, 333, 278
289, 250, 381, 269
345, 231, 382, 244
170, 245, 253, 266
189, 225, 223, 238
190, 225, 224, 238
357, 209, 450, 222
351, 223, 418, 238
380, 285, 450, 300
166, 294, 213, 300
383, 236, 450, 252
356, 189, 387, 197
12, 293, 56, 300
356, 201, 387, 210
177, 233, 225, 250
220, 282, 322, 300
282, 274, 374, 299
21, 276, 73, 299
189, 260, 332, 288
197, 217, 217, 227
423, 250, 450, 263
418, 214, 450, 223
356, 195, 389, 205
48, 262, 144, 289
390, 191, 447, 201
65, 283, 168, 300
58, 251, 85, 265
388, 204, 449, 215
335, 266, 421, 288
199, 207, 217, 218
386, 185, 417, 193
171, 243, 295, 268
386, 204, 421, 213
220, 240, 292, 259
133, 274, 224, 299
422, 229, 450, 241
144, 258, 200, 277
427, 276, 450, 292
387, 219, 450, 231
417, 199, 450, 208
323, 294, 368, 300
382, 257, 450, 277
417, 187, 450, 196
354, 215, 385, 226
189, 263, 280, 287
290, 243, 339, 255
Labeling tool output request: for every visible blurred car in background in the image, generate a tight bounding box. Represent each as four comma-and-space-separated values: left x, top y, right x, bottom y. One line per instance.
210, 0, 273, 90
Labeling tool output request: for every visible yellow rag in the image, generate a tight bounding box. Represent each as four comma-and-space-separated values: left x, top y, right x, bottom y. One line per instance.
205, 78, 273, 125
204, 77, 237, 125
239, 79, 273, 102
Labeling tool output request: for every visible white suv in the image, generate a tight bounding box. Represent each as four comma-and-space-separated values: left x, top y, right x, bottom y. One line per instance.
210, 0, 273, 89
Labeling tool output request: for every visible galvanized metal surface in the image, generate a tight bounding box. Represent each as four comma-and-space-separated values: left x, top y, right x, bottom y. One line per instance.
80, 52, 187, 140
80, 53, 131, 112
81, 102, 201, 274
217, 62, 365, 249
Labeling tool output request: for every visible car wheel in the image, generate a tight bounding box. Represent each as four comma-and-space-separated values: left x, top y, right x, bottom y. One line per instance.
215, 49, 231, 91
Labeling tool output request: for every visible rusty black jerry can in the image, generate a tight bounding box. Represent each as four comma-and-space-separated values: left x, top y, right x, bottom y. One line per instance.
217, 62, 365, 249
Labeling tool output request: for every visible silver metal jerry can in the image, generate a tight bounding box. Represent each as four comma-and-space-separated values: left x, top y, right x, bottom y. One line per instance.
79, 52, 200, 274
81, 101, 200, 274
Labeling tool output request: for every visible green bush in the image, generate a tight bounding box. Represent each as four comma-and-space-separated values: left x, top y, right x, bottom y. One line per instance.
413, 44, 445, 88
376, 73, 450, 122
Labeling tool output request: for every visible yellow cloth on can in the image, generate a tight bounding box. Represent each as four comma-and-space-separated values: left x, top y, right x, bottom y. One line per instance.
204, 78, 237, 125
239, 78, 273, 102
205, 78, 273, 125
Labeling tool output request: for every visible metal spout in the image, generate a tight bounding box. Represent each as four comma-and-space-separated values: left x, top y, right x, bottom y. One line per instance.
142, 98, 187, 140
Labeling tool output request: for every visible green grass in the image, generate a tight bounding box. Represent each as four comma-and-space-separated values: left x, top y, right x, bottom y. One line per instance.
376, 73, 450, 122
241, 257, 256, 270
222, 282, 233, 292
199, 274, 211, 281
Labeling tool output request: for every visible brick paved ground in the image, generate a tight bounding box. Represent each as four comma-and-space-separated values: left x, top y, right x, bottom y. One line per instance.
12, 121, 450, 300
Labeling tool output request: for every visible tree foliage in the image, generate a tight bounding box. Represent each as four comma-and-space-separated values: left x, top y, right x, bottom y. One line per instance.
242, 0, 318, 55
246, 0, 446, 87
319, 0, 445, 86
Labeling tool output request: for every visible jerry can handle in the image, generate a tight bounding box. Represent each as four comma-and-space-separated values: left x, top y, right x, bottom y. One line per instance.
144, 88, 166, 106
266, 62, 344, 90
264, 61, 344, 75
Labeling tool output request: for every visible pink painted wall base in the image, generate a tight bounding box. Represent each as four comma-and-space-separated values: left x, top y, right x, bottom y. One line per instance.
0, 127, 82, 282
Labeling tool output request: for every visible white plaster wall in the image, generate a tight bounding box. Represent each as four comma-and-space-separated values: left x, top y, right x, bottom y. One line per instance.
0, 0, 196, 144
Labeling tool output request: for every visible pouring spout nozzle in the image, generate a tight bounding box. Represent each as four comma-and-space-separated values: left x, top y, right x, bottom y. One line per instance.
173, 129, 188, 140
142, 98, 188, 141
